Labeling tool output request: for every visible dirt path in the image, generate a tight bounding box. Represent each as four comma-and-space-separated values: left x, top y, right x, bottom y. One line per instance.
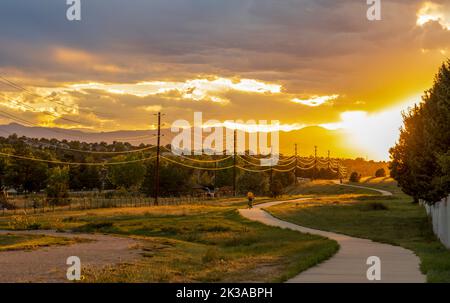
239, 194, 425, 283
0, 230, 141, 282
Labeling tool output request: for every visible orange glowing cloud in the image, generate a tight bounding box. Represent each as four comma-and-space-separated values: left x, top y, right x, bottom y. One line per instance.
68, 77, 282, 104
417, 1, 450, 30
291, 95, 339, 107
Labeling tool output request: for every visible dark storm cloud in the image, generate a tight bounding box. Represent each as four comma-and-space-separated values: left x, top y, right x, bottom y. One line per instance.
0, 0, 432, 77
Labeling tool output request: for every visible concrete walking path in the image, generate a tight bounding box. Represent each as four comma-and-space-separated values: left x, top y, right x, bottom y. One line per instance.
239, 192, 425, 283
333, 181, 393, 196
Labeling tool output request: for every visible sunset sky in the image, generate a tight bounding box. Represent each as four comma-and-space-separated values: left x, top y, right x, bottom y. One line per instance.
0, 0, 449, 160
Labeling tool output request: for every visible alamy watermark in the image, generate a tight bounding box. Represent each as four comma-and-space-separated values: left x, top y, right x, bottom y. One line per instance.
66, 256, 82, 281
367, 0, 382, 21
66, 0, 81, 21
170, 112, 280, 166
66, 1, 382, 22
366, 256, 381, 281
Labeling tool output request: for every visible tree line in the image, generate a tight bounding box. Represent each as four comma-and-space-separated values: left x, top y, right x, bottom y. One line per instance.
0, 135, 301, 206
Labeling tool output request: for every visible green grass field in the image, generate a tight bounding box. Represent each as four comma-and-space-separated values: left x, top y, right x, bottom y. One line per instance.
0, 233, 84, 251
1, 179, 448, 282
269, 179, 450, 283
0, 197, 338, 282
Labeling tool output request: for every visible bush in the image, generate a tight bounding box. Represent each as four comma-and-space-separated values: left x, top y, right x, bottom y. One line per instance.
363, 202, 389, 211
202, 248, 223, 263
73, 221, 114, 232
8, 215, 41, 230
270, 180, 284, 198
375, 168, 386, 178
349, 172, 361, 183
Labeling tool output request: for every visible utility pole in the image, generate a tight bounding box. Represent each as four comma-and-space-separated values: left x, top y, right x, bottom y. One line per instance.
327, 150, 330, 171
154, 112, 162, 206
294, 144, 298, 184
270, 146, 274, 195
314, 146, 318, 168
314, 145, 318, 180
100, 165, 107, 193
214, 156, 217, 192
233, 129, 237, 197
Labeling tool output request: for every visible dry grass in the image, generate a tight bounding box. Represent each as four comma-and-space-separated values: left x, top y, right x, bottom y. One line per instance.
0, 196, 337, 283
0, 233, 87, 251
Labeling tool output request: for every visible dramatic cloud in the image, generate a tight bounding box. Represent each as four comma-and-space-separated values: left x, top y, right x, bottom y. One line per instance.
0, 0, 448, 159
68, 78, 281, 104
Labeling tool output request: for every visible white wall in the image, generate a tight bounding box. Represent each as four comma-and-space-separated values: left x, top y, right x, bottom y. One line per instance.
423, 196, 450, 249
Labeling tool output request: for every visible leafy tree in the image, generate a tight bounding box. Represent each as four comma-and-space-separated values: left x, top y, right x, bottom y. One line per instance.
108, 155, 146, 190
79, 164, 101, 190
390, 60, 450, 204
273, 171, 296, 187
141, 161, 192, 196
46, 166, 70, 205
237, 172, 268, 195
4, 144, 49, 193
421, 60, 450, 202
68, 166, 83, 190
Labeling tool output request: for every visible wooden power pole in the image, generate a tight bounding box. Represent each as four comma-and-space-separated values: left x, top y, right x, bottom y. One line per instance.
327, 150, 330, 171
233, 129, 237, 197
154, 112, 161, 206
294, 144, 298, 184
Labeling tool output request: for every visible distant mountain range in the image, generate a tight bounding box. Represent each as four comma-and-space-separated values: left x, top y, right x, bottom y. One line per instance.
0, 123, 366, 158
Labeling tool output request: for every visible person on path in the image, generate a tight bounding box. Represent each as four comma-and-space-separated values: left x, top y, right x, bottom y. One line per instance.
247, 192, 255, 209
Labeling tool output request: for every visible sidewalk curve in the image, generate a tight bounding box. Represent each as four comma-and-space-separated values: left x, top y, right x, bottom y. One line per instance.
239, 195, 425, 283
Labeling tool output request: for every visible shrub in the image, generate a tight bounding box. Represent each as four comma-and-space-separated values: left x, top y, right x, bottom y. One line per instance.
8, 215, 40, 230
202, 248, 222, 263
270, 180, 284, 198
375, 168, 386, 178
363, 202, 389, 211
73, 221, 114, 232
349, 172, 361, 183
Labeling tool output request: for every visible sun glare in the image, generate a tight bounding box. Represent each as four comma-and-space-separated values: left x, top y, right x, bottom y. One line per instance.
321, 95, 422, 160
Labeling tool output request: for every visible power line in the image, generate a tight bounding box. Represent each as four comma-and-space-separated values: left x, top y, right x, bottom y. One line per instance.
161, 146, 233, 163
154, 112, 162, 205
161, 156, 234, 171
0, 151, 156, 166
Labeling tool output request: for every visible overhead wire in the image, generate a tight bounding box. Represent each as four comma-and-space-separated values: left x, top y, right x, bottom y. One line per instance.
0, 151, 157, 166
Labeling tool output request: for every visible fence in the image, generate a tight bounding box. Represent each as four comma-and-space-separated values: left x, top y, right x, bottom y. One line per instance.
0, 191, 235, 216
423, 195, 450, 249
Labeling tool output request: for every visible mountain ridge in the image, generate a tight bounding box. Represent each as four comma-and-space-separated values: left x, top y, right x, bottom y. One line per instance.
0, 123, 366, 158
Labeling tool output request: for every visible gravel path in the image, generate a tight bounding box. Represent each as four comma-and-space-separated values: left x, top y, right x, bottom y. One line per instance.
0, 230, 141, 282
239, 194, 426, 283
